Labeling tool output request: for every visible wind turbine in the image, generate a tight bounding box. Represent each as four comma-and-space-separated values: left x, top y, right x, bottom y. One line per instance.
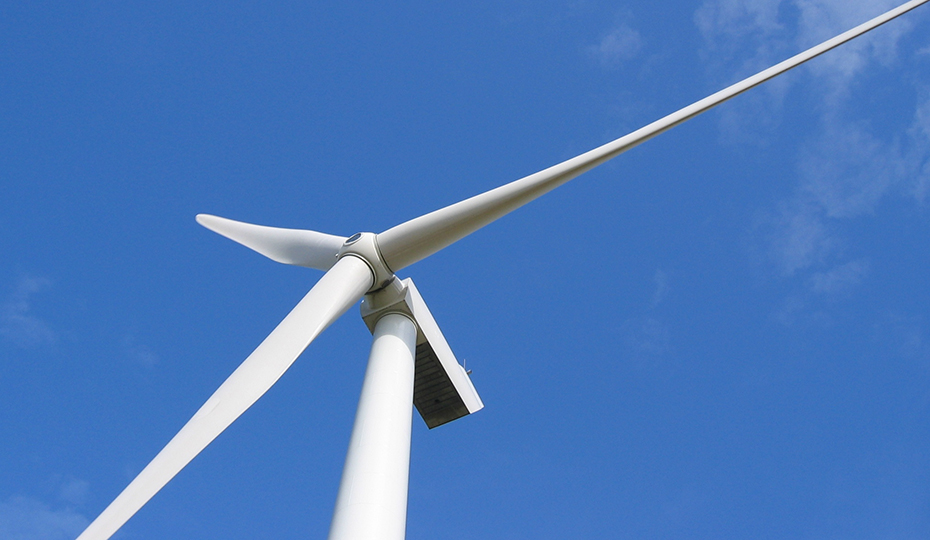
75, 1, 930, 539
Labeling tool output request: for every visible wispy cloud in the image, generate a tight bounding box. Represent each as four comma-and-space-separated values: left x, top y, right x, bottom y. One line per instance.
695, 0, 793, 143
800, 127, 891, 218
623, 269, 674, 363
121, 334, 159, 367
869, 313, 930, 401
651, 269, 670, 307
697, 0, 930, 304
808, 258, 869, 294
794, 0, 911, 81
590, 22, 642, 67
696, 0, 920, 132
697, 0, 912, 87
758, 201, 834, 276
56, 478, 89, 507
910, 90, 930, 203
1, 277, 57, 349
0, 495, 88, 540
623, 316, 671, 357
695, 0, 785, 64
771, 93, 930, 280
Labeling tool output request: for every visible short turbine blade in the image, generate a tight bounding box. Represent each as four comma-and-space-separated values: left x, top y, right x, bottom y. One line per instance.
197, 214, 345, 270
376, 0, 929, 271
76, 255, 373, 540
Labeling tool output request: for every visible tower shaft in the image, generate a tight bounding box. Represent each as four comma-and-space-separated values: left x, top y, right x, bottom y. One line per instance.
328, 313, 417, 540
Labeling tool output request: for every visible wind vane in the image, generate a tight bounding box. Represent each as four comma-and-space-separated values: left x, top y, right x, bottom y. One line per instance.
76, 1, 930, 538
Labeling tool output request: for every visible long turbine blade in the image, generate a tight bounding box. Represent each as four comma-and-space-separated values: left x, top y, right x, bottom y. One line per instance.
76, 255, 373, 540
197, 214, 345, 270
377, 0, 929, 272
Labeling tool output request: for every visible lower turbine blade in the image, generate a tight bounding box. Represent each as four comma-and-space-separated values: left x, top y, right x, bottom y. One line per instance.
76, 255, 373, 540
197, 214, 346, 270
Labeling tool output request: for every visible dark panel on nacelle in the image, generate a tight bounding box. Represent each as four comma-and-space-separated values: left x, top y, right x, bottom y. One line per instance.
413, 343, 470, 428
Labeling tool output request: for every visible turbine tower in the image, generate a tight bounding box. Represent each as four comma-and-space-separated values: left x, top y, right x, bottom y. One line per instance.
75, 1, 930, 538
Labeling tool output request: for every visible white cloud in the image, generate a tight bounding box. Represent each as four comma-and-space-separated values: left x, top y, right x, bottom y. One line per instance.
809, 259, 869, 293
792, 0, 907, 51
590, 22, 642, 66
695, 0, 784, 50
908, 91, 930, 203
0, 496, 88, 540
794, 0, 913, 105
790, 88, 930, 224
121, 334, 159, 367
761, 201, 834, 276
651, 269, 670, 307
697, 1, 930, 298
797, 120, 906, 219
916, 158, 930, 204
694, 0, 793, 144
623, 316, 671, 357
872, 313, 930, 366
695, 0, 787, 76
1, 277, 57, 349
696, 0, 919, 128
781, 89, 930, 262
621, 272, 674, 361
56, 478, 89, 507
913, 90, 930, 140
696, 0, 910, 83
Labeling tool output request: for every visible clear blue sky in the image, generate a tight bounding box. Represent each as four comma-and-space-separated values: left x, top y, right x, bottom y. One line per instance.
2, 1, 929, 539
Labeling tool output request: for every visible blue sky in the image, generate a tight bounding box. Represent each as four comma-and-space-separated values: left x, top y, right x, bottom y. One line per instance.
2, 1, 929, 538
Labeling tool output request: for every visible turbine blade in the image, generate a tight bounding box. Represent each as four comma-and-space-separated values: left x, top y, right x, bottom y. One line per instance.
197, 213, 345, 270
76, 255, 373, 540
376, 0, 929, 271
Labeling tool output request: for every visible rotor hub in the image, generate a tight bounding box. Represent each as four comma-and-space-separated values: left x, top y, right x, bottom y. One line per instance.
337, 232, 396, 292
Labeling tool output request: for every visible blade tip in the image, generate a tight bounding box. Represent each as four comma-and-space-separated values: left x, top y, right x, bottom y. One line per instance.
196, 213, 224, 230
